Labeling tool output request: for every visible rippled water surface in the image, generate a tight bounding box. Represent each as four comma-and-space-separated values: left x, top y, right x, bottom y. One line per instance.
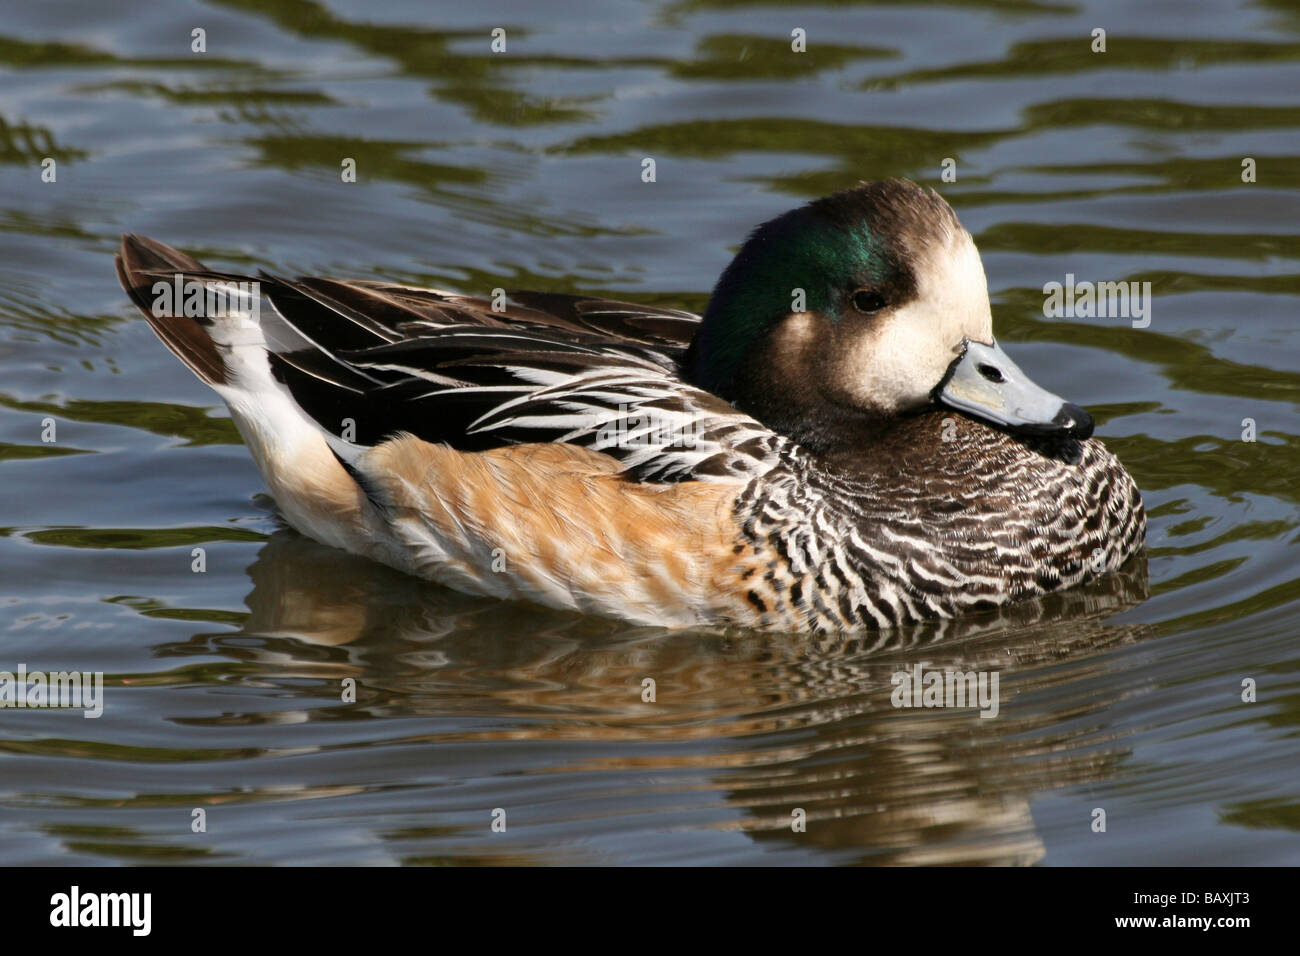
1, 0, 1298, 865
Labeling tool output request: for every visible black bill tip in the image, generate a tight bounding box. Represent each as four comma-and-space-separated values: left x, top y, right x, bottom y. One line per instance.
1054, 402, 1094, 440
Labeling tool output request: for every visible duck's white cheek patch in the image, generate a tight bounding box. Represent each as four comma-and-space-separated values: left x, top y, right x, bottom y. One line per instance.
855, 312, 960, 411
836, 233, 993, 414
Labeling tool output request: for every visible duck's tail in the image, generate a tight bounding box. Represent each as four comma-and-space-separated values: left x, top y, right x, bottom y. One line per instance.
115, 234, 374, 553
115, 234, 301, 432
115, 234, 230, 385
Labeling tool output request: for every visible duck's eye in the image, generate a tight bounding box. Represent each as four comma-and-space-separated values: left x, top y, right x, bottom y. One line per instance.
851, 290, 886, 314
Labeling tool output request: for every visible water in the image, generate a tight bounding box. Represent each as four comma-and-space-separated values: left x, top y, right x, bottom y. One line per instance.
1, 0, 1297, 865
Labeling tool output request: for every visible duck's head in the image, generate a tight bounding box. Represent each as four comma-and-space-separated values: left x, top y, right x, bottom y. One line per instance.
686, 179, 1092, 455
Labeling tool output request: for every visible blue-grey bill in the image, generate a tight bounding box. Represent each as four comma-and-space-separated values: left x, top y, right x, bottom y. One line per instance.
937, 339, 1094, 439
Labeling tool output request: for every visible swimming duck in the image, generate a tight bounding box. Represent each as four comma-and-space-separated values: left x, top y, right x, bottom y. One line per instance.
116, 179, 1144, 632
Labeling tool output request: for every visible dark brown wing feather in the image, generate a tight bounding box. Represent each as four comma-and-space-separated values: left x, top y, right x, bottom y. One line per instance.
116, 234, 227, 385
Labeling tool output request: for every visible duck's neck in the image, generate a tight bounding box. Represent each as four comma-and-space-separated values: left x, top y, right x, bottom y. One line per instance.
731, 380, 928, 468
782, 408, 1087, 490
705, 343, 911, 465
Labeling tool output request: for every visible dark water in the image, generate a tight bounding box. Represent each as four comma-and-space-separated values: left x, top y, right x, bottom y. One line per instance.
1, 0, 1298, 865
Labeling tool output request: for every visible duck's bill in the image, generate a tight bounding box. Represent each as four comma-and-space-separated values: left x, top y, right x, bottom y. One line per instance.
935, 339, 1093, 440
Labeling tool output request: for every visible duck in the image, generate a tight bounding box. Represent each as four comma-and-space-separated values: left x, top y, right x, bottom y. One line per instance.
116, 179, 1145, 632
